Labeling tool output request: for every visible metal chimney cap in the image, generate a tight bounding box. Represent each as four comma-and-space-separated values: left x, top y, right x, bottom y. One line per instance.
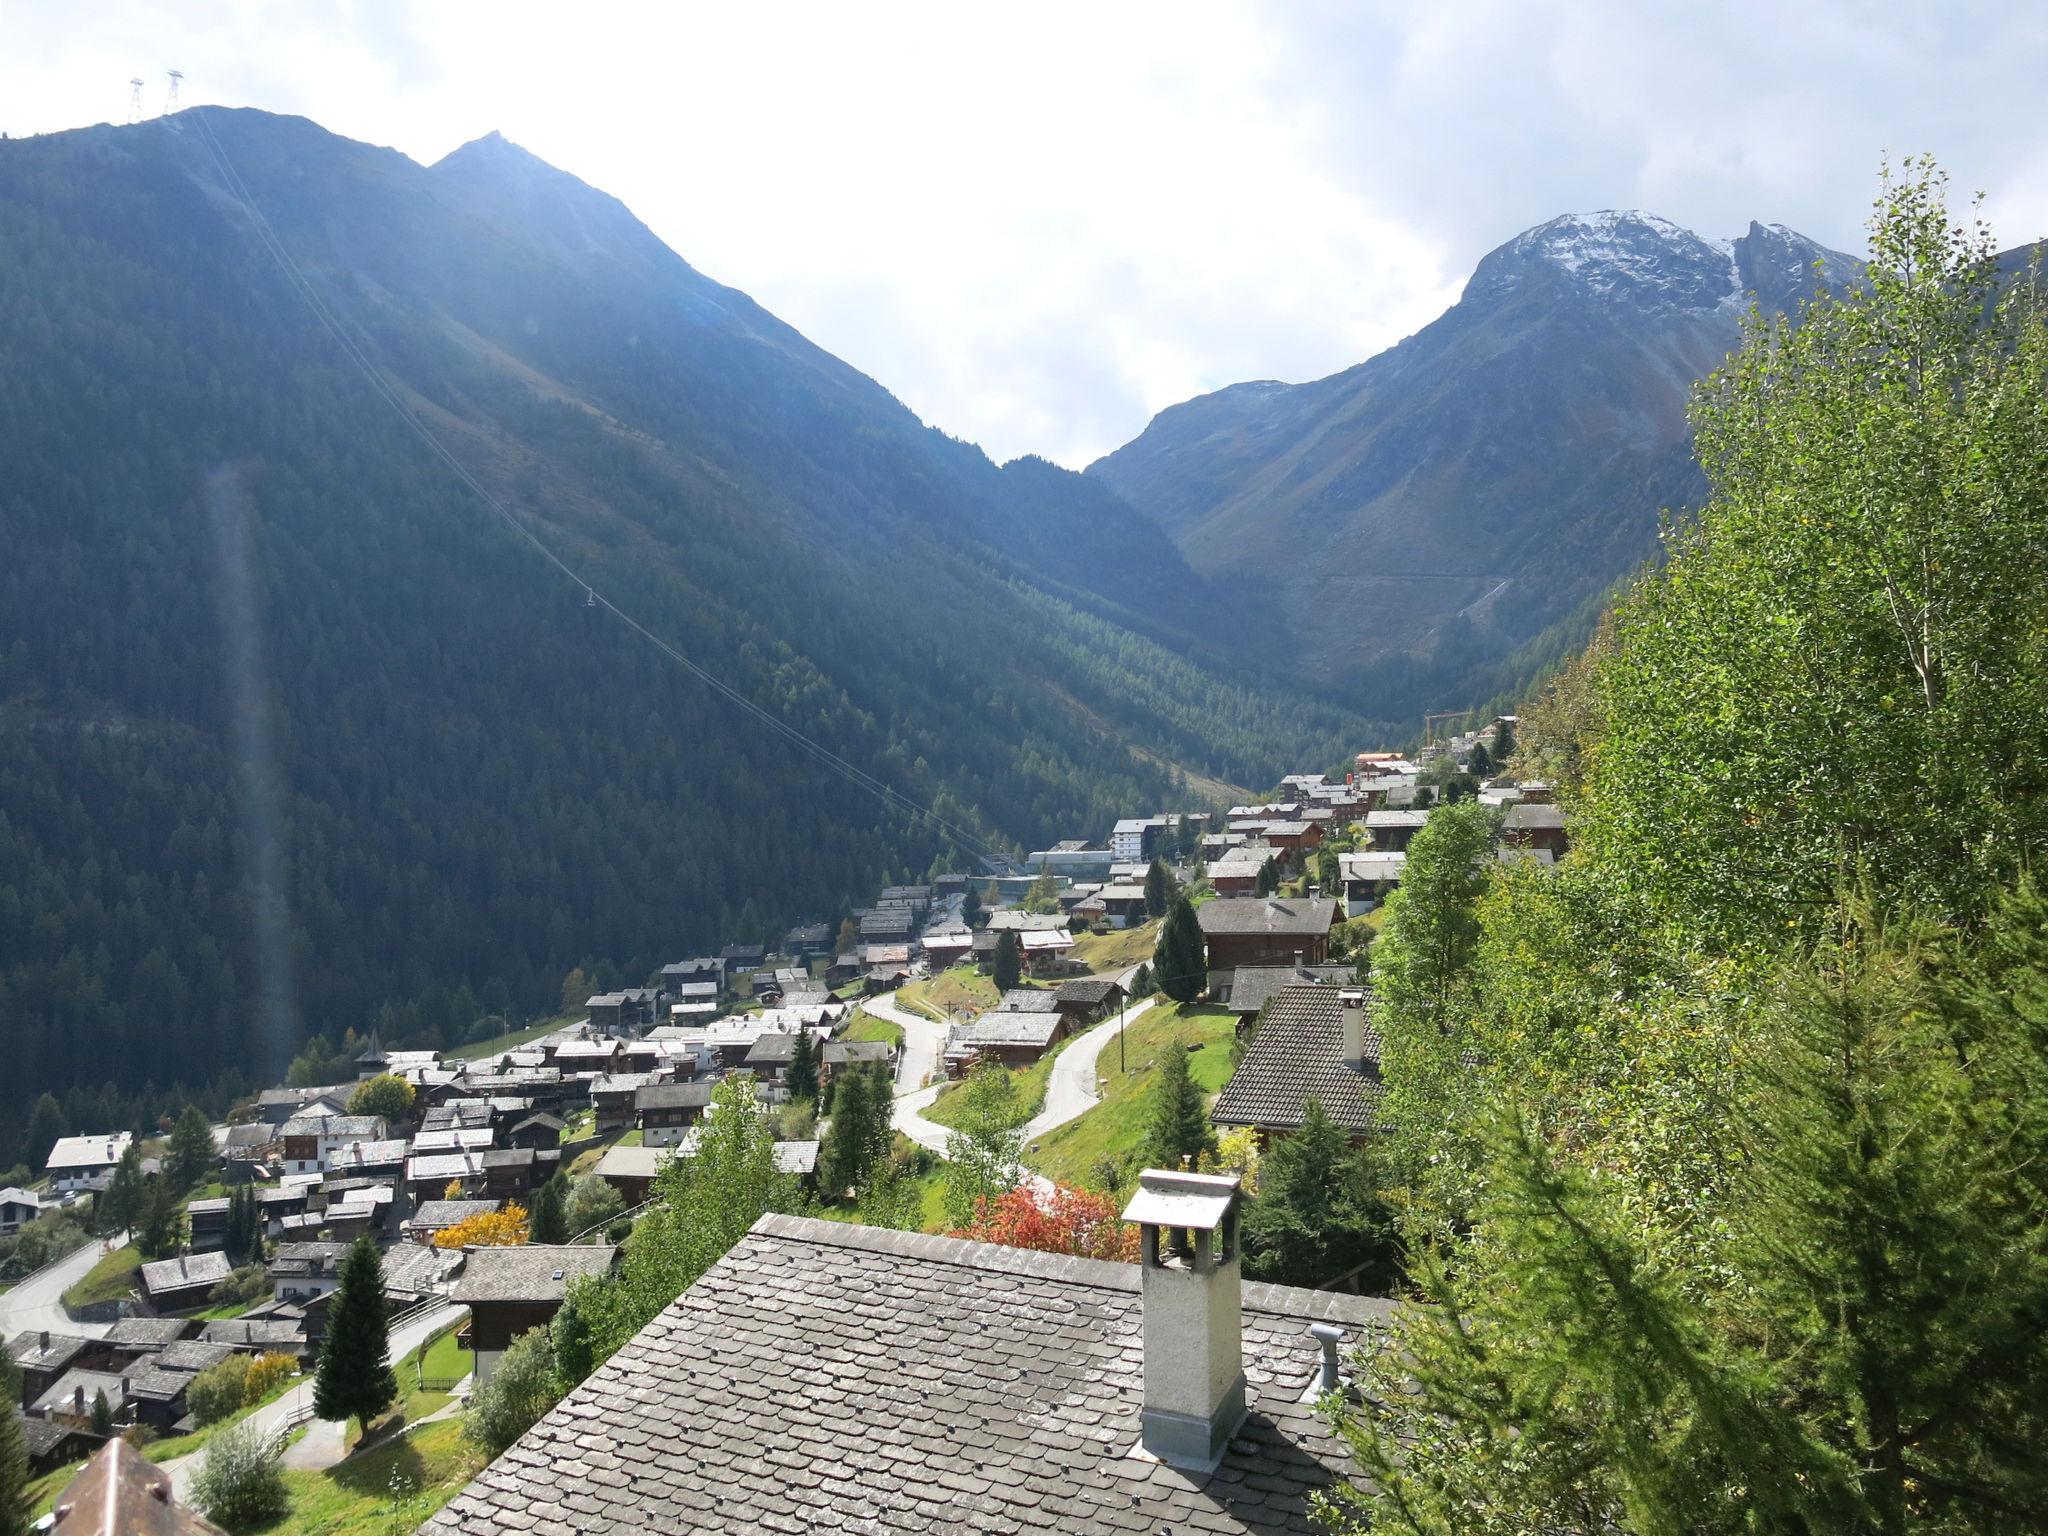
1308, 1322, 1345, 1345
1120, 1169, 1240, 1230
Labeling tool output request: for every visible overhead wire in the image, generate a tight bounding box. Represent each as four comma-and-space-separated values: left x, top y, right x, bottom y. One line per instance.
180, 104, 1010, 871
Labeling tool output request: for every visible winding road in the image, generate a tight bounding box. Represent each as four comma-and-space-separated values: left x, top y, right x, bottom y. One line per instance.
0, 1234, 123, 1342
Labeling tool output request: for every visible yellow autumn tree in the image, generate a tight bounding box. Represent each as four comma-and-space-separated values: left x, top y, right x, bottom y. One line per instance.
433, 1202, 529, 1249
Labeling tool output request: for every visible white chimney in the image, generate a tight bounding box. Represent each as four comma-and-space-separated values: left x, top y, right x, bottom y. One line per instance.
1339, 987, 1367, 1069
1120, 1169, 1247, 1470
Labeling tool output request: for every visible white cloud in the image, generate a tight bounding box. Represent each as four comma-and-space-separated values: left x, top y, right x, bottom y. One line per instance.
2, 0, 2043, 465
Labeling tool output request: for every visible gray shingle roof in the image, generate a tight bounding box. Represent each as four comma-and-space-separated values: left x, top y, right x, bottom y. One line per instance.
424, 1214, 1390, 1536
7, 1330, 94, 1370
634, 1081, 712, 1112
952, 1011, 1064, 1050
1054, 977, 1124, 1006
1195, 897, 1340, 938
408, 1199, 499, 1229
1211, 985, 1386, 1136
997, 988, 1061, 1013
450, 1244, 617, 1304
138, 1252, 232, 1297
1216, 964, 1355, 1017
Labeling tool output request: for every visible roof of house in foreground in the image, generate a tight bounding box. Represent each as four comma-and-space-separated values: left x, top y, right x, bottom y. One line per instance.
1211, 985, 1387, 1136
425, 1213, 1391, 1536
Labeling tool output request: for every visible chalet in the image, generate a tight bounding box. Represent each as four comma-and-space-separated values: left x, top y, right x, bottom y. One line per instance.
452, 1244, 619, 1384
34, 1371, 131, 1432
1207, 847, 1273, 897
404, 1151, 489, 1203
318, 1185, 395, 1240
783, 923, 834, 957
278, 1115, 387, 1176
1052, 976, 1127, 1026
590, 1073, 656, 1135
819, 1040, 895, 1086
137, 1252, 233, 1314
481, 1147, 557, 1203
1211, 963, 1354, 1022
19, 1415, 97, 1477
423, 1179, 1389, 1536
584, 993, 630, 1036
1018, 928, 1079, 976
0, 1186, 43, 1235
505, 1111, 565, 1151
411, 1126, 495, 1157
404, 1198, 502, 1244
255, 1085, 348, 1127
218, 1122, 274, 1176
742, 1032, 803, 1091
1339, 850, 1406, 907
186, 1197, 231, 1252
551, 1037, 624, 1077
100, 1318, 194, 1363
662, 957, 724, 993
1260, 819, 1324, 854
1362, 807, 1430, 851
323, 1139, 408, 1180
9, 1331, 105, 1405
635, 1081, 712, 1147
981, 910, 1072, 935
382, 1241, 462, 1307
1085, 882, 1151, 928
858, 907, 916, 945
43, 1134, 132, 1194
948, 1010, 1069, 1070
920, 926, 974, 969
256, 1177, 319, 1235
1211, 985, 1385, 1146
1196, 896, 1340, 971
122, 1356, 203, 1432
1502, 800, 1570, 857
997, 988, 1061, 1014
719, 943, 767, 974
269, 1241, 350, 1303
825, 951, 864, 986
593, 1144, 667, 1206
666, 980, 720, 1020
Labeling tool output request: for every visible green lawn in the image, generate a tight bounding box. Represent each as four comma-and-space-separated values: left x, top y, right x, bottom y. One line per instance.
615, 1129, 643, 1148
266, 1419, 484, 1535
390, 1321, 467, 1423
920, 1026, 1077, 1132
61, 1242, 140, 1308
1071, 919, 1160, 975
143, 1367, 307, 1463
448, 1012, 577, 1061
1026, 1004, 1239, 1191
844, 1013, 904, 1048
896, 965, 998, 1019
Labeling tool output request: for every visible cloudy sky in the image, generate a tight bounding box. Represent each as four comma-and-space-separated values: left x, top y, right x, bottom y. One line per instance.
4, 1, 2043, 466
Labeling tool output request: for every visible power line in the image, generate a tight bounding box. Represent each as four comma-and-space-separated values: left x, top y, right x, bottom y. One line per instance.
179, 105, 1007, 871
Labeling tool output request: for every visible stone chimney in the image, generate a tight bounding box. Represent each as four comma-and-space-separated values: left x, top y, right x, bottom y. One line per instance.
1120, 1169, 1247, 1470
1339, 987, 1367, 1070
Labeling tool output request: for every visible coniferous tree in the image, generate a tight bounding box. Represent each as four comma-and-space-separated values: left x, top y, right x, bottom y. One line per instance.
528, 1173, 570, 1246
786, 1032, 820, 1104
960, 882, 983, 929
23, 1094, 65, 1175
1153, 897, 1207, 1004
1130, 963, 1153, 996
992, 931, 1022, 994
168, 1104, 215, 1190
136, 1175, 181, 1260
1143, 1043, 1214, 1172
0, 1350, 25, 1536
89, 1390, 114, 1438
99, 1142, 145, 1235
313, 1235, 396, 1430
821, 1068, 881, 1196
1143, 858, 1175, 919
1242, 1097, 1391, 1288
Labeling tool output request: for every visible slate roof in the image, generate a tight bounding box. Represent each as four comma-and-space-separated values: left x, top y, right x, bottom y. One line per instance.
33, 1369, 128, 1417
997, 988, 1062, 1013
1503, 801, 1566, 831
198, 1319, 305, 1352
120, 1360, 192, 1404
408, 1199, 500, 1231
424, 1214, 1389, 1536
43, 1134, 131, 1172
1196, 897, 1341, 938
103, 1318, 192, 1352
1216, 964, 1356, 1017
450, 1244, 617, 1305
44, 1438, 226, 1536
634, 1081, 712, 1112
1211, 985, 1386, 1136
138, 1252, 232, 1297
153, 1340, 235, 1374
821, 1040, 892, 1067
1055, 977, 1124, 1007
952, 1011, 1064, 1050
8, 1330, 94, 1372
742, 1034, 801, 1067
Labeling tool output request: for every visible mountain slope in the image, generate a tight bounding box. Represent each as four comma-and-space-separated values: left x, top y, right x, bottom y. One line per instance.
0, 109, 1378, 1129
1089, 211, 1859, 707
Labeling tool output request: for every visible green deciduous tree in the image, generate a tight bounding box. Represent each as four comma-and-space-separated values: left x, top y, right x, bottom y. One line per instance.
190, 1419, 288, 1531
312, 1235, 396, 1430
1152, 896, 1207, 1004
346, 1074, 415, 1123
991, 930, 1022, 994
1142, 1042, 1214, 1172
563, 1173, 623, 1240
941, 1063, 1025, 1229
167, 1104, 215, 1190
1586, 159, 2048, 939
464, 1326, 564, 1456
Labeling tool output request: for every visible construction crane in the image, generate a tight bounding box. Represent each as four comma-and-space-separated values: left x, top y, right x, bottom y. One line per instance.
1422, 711, 1468, 747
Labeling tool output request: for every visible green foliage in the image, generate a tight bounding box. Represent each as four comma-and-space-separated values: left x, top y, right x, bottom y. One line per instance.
87, 1390, 113, 1439
1152, 896, 1206, 1003
1141, 1043, 1214, 1172
784, 1032, 819, 1105
1129, 962, 1152, 996
464, 1327, 565, 1457
134, 1176, 180, 1260
187, 1354, 255, 1427
1022, 868, 1062, 915
941, 1064, 1026, 1229
190, 1419, 288, 1532
550, 1285, 599, 1388
346, 1074, 416, 1123
1143, 858, 1175, 919
528, 1173, 569, 1246
0, 1355, 24, 1536
1585, 160, 2048, 940
574, 1077, 794, 1366
312, 1235, 396, 1428
284, 1036, 347, 1090
207, 1263, 272, 1311
221, 1185, 262, 1267
1242, 1097, 1391, 1289
167, 1105, 215, 1190
563, 1173, 623, 1240
820, 1066, 891, 1198
97, 1143, 145, 1235
991, 931, 1022, 994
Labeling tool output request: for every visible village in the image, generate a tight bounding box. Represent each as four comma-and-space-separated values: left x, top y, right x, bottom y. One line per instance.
4, 719, 1562, 1526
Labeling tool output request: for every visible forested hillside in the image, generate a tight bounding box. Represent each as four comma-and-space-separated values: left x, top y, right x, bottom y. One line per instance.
0, 109, 1383, 1143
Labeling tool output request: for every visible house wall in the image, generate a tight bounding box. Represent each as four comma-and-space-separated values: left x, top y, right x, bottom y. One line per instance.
1204, 932, 1331, 971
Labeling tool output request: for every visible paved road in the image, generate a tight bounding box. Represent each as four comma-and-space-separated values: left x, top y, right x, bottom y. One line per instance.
163, 1299, 468, 1495
1019, 997, 1156, 1143
860, 989, 948, 1096
0, 1235, 124, 1342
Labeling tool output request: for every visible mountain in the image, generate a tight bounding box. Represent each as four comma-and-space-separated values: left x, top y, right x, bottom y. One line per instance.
0, 109, 1379, 1133
1089, 211, 1860, 709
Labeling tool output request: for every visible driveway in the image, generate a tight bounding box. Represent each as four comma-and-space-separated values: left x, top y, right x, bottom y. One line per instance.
163, 1299, 468, 1495
1020, 997, 1156, 1143
0, 1234, 124, 1341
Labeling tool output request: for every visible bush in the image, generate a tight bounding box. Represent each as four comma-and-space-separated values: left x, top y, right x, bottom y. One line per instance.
186, 1355, 253, 1427
563, 1174, 623, 1238
208, 1264, 272, 1309
242, 1352, 296, 1405
463, 1326, 563, 1456
190, 1420, 288, 1530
